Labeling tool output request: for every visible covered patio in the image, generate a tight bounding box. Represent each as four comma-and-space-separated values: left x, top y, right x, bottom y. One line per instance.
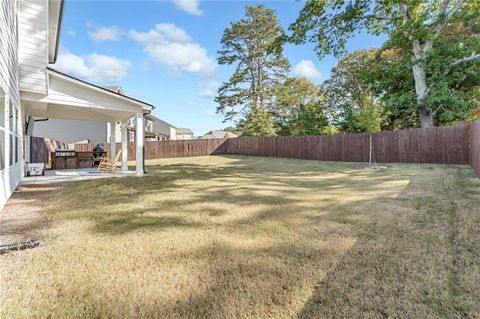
20, 168, 135, 185
21, 68, 154, 176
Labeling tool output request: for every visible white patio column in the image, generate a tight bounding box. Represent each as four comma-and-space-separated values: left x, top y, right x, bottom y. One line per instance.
135, 112, 144, 175
109, 121, 116, 159
121, 121, 128, 171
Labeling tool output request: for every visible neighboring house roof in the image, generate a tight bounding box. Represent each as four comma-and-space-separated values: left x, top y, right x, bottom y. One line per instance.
149, 115, 177, 136
47, 68, 155, 112
103, 86, 125, 95
146, 115, 177, 129
177, 128, 193, 134
128, 127, 169, 138
200, 130, 238, 139
126, 114, 176, 137
48, 0, 64, 63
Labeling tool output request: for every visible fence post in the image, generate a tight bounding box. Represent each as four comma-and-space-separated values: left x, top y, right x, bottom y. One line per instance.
369, 133, 372, 164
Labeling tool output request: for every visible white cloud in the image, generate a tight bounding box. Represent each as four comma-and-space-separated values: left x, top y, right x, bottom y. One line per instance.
204, 109, 217, 117
172, 0, 203, 16
130, 23, 216, 78
67, 30, 76, 37
292, 60, 322, 80
186, 100, 201, 107
197, 80, 219, 98
197, 89, 215, 99
131, 23, 191, 43
53, 48, 131, 82
89, 26, 121, 42
201, 80, 219, 89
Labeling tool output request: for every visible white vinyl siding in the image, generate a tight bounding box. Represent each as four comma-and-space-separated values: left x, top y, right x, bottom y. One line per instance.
18, 0, 48, 94
0, 0, 20, 105
0, 0, 22, 210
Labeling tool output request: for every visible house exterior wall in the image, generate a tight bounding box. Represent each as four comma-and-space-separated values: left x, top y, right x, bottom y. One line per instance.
176, 133, 194, 140
18, 0, 48, 94
35, 115, 175, 144
0, 0, 23, 210
152, 118, 173, 137
33, 118, 107, 144
170, 127, 177, 140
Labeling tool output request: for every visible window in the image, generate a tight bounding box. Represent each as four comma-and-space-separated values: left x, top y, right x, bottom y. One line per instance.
8, 100, 13, 131
0, 130, 4, 170
15, 107, 20, 163
9, 134, 13, 166
1, 96, 20, 169
8, 100, 14, 166
0, 89, 4, 128
14, 108, 18, 134
145, 120, 153, 132
15, 136, 18, 163
0, 88, 5, 170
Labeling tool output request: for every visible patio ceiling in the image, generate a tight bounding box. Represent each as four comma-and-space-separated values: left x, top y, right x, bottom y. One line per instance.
21, 69, 154, 122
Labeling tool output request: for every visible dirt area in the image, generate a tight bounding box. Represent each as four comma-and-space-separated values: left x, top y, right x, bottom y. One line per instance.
0, 184, 63, 244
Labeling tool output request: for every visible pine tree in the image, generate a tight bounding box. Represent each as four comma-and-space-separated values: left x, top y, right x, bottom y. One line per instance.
215, 5, 290, 136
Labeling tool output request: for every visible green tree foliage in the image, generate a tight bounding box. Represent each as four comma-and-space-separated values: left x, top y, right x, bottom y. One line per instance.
284, 0, 480, 128
367, 22, 480, 128
215, 5, 290, 136
238, 106, 277, 136
322, 49, 384, 133
274, 77, 328, 135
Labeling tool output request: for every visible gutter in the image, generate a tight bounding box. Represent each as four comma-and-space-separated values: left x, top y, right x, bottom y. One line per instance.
50, 0, 65, 64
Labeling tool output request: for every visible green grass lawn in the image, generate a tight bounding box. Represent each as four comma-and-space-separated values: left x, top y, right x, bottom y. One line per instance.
1, 155, 479, 318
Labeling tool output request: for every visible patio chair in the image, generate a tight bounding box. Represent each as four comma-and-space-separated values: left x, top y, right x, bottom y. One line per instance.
97, 150, 122, 173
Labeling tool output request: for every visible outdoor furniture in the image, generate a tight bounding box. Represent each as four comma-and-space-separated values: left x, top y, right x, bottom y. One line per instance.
76, 152, 94, 168
52, 149, 77, 169
97, 150, 122, 173
92, 145, 107, 166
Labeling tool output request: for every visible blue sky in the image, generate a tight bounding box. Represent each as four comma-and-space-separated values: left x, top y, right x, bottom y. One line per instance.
53, 0, 386, 135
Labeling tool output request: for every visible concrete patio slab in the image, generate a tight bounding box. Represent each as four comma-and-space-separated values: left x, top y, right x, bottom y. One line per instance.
21, 168, 135, 185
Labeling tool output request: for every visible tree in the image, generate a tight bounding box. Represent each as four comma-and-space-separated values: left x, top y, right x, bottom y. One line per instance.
322, 49, 385, 133
274, 77, 328, 135
238, 106, 277, 136
215, 5, 290, 136
284, 0, 480, 128
366, 22, 480, 128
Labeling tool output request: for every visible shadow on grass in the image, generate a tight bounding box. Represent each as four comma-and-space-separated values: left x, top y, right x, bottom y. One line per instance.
5, 156, 480, 317
45, 155, 418, 236
134, 165, 479, 318
95, 214, 196, 234
295, 165, 480, 318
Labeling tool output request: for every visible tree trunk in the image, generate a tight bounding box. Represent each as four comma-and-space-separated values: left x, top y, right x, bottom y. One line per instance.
419, 108, 434, 128
412, 41, 435, 128
413, 64, 435, 128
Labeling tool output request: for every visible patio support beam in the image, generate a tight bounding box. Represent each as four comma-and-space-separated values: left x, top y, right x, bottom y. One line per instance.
121, 121, 128, 171
109, 122, 116, 160
135, 112, 144, 176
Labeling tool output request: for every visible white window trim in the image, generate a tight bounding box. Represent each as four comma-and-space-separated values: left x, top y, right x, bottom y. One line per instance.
0, 93, 21, 171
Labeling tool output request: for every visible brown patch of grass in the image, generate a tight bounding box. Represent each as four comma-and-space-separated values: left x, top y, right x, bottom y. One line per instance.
0, 156, 479, 318
0, 184, 63, 243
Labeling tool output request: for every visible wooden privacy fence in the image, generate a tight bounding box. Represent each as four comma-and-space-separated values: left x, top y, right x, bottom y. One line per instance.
224, 124, 471, 164
30, 120, 480, 177
30, 136, 67, 169
72, 138, 228, 160
470, 120, 480, 177
225, 134, 371, 162
105, 139, 228, 160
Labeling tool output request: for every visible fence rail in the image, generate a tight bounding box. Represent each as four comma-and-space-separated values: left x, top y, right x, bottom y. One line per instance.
30, 120, 480, 177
